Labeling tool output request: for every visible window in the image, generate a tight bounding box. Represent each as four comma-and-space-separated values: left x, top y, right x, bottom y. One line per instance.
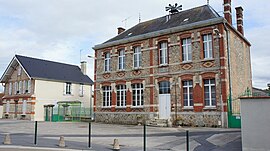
102, 86, 111, 107
182, 38, 192, 61
8, 82, 12, 95
18, 66, 22, 76
159, 81, 170, 94
204, 79, 216, 107
22, 100, 27, 115
14, 82, 18, 94
133, 46, 142, 68
159, 42, 168, 65
118, 49, 125, 70
19, 81, 22, 94
27, 80, 31, 93
104, 52, 111, 72
203, 34, 213, 59
79, 84, 84, 97
6, 101, 10, 113
116, 85, 126, 107
132, 83, 144, 107
65, 82, 72, 95
183, 80, 193, 107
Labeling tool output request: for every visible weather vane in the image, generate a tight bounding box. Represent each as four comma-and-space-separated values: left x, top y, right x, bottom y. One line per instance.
165, 3, 182, 14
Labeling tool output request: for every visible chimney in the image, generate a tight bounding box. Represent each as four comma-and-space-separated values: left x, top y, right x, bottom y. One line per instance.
236, 6, 244, 35
223, 0, 232, 25
80, 61, 87, 75
117, 27, 125, 35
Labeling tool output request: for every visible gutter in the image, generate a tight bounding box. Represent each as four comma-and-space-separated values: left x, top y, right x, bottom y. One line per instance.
93, 17, 225, 50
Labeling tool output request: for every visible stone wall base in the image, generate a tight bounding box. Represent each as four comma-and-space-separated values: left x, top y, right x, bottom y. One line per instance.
95, 111, 227, 127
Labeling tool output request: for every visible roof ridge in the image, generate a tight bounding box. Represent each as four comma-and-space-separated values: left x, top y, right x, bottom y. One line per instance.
15, 55, 79, 68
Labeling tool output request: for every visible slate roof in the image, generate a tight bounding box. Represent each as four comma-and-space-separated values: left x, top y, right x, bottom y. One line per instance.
104, 5, 220, 44
14, 55, 93, 85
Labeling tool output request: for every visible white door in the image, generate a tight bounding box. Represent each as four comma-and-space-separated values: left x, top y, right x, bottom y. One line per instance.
159, 94, 171, 119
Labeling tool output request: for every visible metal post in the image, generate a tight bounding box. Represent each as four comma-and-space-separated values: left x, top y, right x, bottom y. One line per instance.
34, 121, 37, 145
143, 123, 146, 151
88, 122, 91, 148
186, 130, 189, 151
174, 81, 177, 126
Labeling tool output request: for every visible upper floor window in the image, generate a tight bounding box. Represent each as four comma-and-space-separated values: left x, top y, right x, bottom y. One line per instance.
65, 82, 72, 95
159, 81, 170, 94
204, 79, 216, 107
25, 80, 31, 93
203, 34, 213, 59
133, 46, 142, 68
116, 85, 126, 107
79, 84, 84, 97
182, 38, 192, 62
118, 49, 125, 70
18, 81, 22, 94
104, 52, 111, 72
159, 42, 168, 65
183, 80, 193, 107
8, 82, 12, 95
14, 82, 18, 94
132, 83, 144, 107
102, 86, 111, 107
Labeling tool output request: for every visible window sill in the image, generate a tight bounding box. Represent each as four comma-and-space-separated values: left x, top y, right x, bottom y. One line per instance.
117, 70, 126, 72
131, 106, 144, 108
133, 67, 143, 70
182, 106, 194, 110
64, 94, 73, 96
181, 61, 192, 64
203, 106, 216, 110
115, 106, 126, 109
202, 58, 214, 62
158, 64, 169, 68
101, 106, 111, 109
103, 71, 111, 74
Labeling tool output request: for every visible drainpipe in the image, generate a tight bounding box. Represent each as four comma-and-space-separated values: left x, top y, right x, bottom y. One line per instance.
224, 23, 233, 128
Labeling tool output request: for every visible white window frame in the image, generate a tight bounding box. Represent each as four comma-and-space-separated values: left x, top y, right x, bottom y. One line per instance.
203, 34, 213, 59
183, 80, 193, 107
6, 101, 10, 113
204, 79, 216, 107
133, 46, 142, 68
118, 49, 125, 70
104, 52, 111, 72
8, 82, 12, 95
27, 80, 31, 93
22, 100, 27, 115
159, 42, 168, 65
65, 82, 72, 95
182, 38, 192, 62
79, 84, 84, 97
19, 81, 22, 94
103, 86, 111, 107
132, 83, 144, 107
116, 85, 126, 107
14, 82, 18, 94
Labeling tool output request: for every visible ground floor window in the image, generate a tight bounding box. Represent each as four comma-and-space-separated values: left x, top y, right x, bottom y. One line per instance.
6, 101, 10, 113
183, 80, 193, 107
102, 86, 111, 107
116, 85, 126, 107
204, 79, 216, 107
132, 83, 144, 107
22, 100, 27, 114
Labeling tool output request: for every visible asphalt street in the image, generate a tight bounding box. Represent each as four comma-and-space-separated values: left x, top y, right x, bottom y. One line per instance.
0, 119, 241, 151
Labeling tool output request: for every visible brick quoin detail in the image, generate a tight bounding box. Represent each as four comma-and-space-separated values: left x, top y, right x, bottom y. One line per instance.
180, 74, 193, 80
131, 79, 144, 84
157, 76, 171, 82
201, 72, 216, 79
115, 80, 126, 85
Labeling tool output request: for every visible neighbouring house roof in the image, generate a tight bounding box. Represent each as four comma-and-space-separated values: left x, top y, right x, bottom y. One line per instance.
252, 87, 270, 96
0, 55, 93, 85
94, 5, 223, 49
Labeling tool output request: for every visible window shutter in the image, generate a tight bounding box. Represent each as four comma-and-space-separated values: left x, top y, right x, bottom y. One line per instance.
63, 83, 66, 95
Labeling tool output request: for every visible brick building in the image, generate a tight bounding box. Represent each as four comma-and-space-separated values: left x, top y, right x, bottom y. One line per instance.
93, 1, 252, 127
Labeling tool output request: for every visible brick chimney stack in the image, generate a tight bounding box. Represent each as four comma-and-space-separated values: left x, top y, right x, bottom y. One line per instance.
224, 0, 232, 25
236, 6, 244, 35
117, 27, 125, 35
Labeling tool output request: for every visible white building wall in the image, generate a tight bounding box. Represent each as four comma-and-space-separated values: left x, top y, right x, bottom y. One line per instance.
241, 97, 270, 151
34, 79, 91, 121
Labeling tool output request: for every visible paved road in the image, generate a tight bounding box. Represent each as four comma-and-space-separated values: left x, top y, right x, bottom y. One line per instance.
0, 119, 241, 151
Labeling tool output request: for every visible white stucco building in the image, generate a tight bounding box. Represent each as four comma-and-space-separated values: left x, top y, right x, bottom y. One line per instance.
0, 55, 93, 121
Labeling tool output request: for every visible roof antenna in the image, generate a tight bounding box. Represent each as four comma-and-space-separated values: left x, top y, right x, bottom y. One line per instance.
207, 0, 210, 5
165, 3, 182, 14
139, 13, 141, 23
122, 16, 131, 28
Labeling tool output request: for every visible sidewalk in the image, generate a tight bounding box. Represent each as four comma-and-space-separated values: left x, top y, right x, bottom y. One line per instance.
0, 119, 241, 151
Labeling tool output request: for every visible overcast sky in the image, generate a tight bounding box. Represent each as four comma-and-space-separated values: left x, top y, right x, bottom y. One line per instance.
0, 0, 269, 92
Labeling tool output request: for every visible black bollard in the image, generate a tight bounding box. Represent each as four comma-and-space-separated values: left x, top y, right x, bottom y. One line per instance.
186, 130, 189, 151
34, 121, 37, 145
143, 123, 146, 151
88, 122, 91, 148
